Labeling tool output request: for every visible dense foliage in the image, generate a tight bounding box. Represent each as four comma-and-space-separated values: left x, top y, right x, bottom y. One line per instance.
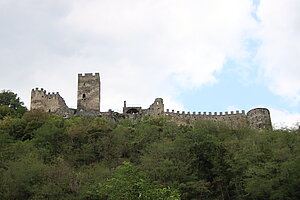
0, 90, 27, 119
0, 92, 299, 199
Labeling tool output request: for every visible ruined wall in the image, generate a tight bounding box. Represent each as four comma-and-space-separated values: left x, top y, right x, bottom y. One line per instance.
101, 110, 125, 122
247, 108, 272, 130
122, 98, 164, 118
77, 73, 101, 116
165, 109, 248, 128
30, 88, 73, 117
122, 98, 269, 130
142, 98, 164, 117
123, 101, 142, 115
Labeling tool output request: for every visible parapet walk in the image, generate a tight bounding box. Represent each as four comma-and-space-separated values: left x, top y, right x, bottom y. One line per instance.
30, 73, 272, 130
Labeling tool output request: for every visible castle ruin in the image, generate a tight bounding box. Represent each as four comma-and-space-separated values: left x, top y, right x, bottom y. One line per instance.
30, 73, 272, 130
77, 73, 101, 116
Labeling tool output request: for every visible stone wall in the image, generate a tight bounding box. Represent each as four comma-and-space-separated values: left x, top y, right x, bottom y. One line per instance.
77, 73, 100, 115
165, 109, 248, 128
123, 101, 142, 115
122, 98, 164, 118
30, 88, 73, 117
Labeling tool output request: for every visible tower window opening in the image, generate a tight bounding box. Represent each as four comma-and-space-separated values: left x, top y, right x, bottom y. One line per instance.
83, 94, 86, 98
48, 109, 51, 112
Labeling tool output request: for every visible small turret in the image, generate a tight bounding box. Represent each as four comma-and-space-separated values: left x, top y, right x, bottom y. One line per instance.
30, 88, 48, 110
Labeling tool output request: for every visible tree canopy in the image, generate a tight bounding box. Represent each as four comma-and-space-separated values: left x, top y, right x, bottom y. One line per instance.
0, 92, 299, 200
0, 90, 27, 119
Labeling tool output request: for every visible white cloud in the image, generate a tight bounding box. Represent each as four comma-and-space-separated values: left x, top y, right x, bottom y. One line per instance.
61, 0, 257, 110
1, 0, 300, 129
256, 0, 300, 104
0, 0, 258, 112
270, 108, 300, 129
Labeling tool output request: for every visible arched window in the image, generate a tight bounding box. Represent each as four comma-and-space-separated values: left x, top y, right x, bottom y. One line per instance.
82, 94, 86, 98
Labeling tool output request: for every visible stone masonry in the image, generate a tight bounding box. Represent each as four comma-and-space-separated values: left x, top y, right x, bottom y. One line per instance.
77, 73, 101, 116
30, 73, 272, 130
30, 88, 74, 117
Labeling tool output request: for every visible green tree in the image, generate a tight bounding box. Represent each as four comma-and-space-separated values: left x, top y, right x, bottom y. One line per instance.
21, 110, 50, 140
97, 162, 181, 200
0, 117, 26, 140
64, 117, 118, 166
240, 130, 300, 199
0, 155, 49, 200
33, 121, 68, 162
0, 105, 16, 120
0, 90, 27, 118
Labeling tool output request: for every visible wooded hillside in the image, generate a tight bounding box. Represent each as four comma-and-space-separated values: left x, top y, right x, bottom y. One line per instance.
0, 91, 299, 199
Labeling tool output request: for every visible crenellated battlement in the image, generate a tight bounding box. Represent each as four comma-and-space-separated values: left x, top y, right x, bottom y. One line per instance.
78, 73, 100, 77
32, 88, 46, 93
31, 88, 61, 99
165, 109, 246, 116
162, 108, 251, 128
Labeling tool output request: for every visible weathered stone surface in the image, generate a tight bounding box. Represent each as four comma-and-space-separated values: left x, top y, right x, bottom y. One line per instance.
30, 88, 73, 117
247, 108, 272, 130
147, 98, 164, 117
123, 98, 164, 118
77, 73, 100, 116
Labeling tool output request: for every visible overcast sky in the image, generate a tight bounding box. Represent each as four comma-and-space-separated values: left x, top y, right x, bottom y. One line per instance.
0, 0, 300, 128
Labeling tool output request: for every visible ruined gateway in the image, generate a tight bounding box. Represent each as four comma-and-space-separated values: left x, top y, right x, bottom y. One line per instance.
30, 73, 272, 130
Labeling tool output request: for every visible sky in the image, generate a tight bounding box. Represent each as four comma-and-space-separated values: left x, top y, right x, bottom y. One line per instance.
0, 0, 300, 129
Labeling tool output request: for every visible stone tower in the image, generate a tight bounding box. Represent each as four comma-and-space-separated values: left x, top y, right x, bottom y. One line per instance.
77, 73, 100, 114
247, 108, 272, 130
